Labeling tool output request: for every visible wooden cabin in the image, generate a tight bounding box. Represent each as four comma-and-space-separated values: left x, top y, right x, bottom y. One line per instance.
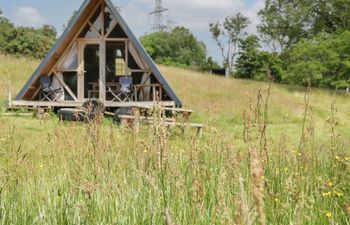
12, 0, 182, 109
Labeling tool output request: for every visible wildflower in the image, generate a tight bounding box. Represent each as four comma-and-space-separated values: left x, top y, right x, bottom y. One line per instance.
0, 138, 4, 142
322, 192, 331, 197
326, 212, 332, 218
274, 198, 279, 202
284, 167, 288, 172
345, 157, 349, 161
328, 182, 333, 187
335, 156, 340, 160
334, 191, 343, 197
40, 165, 43, 168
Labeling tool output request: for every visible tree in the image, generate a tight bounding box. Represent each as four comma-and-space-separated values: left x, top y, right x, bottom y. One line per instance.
140, 26, 207, 69
235, 35, 261, 79
284, 31, 350, 89
209, 13, 250, 76
258, 0, 311, 52
258, 0, 350, 52
310, 0, 350, 34
0, 9, 15, 53
235, 35, 283, 81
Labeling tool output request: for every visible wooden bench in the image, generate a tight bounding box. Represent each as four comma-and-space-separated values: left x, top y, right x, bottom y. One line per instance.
163, 107, 193, 120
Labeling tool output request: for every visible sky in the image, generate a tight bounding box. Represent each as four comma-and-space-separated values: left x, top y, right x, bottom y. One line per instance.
0, 0, 264, 63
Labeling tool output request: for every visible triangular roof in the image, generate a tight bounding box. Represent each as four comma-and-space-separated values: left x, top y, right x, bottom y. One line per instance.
16, 0, 182, 107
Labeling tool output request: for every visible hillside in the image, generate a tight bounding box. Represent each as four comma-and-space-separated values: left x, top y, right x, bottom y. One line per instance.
2, 54, 349, 138
0, 55, 350, 224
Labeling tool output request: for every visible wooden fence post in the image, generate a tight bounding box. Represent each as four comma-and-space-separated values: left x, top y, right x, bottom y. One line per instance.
8, 81, 12, 108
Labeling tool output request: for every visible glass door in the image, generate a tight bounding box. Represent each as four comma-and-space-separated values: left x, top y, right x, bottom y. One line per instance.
83, 43, 100, 99
78, 41, 101, 100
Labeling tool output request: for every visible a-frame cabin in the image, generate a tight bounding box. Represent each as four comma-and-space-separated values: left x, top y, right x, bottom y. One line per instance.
12, 0, 182, 109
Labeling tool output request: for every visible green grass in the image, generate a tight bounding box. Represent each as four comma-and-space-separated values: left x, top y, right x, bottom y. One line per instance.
0, 54, 350, 224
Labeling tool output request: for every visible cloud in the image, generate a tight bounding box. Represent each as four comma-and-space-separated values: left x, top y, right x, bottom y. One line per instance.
13, 6, 44, 27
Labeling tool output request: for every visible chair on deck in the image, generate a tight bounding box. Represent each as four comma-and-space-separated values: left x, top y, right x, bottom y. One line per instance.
109, 76, 134, 102
39, 76, 63, 101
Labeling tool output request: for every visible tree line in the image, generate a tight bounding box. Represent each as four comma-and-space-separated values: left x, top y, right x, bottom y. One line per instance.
210, 0, 350, 89
0, 9, 57, 59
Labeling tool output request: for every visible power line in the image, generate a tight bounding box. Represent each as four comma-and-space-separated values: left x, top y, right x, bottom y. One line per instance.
149, 0, 168, 32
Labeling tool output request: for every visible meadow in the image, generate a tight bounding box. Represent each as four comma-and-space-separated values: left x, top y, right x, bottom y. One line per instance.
0, 54, 350, 224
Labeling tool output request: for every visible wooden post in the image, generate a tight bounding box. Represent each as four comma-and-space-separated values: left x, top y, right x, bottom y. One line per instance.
152, 85, 156, 101
196, 127, 203, 138
132, 107, 140, 135
99, 40, 106, 101
8, 81, 12, 108
78, 42, 85, 101
125, 41, 129, 75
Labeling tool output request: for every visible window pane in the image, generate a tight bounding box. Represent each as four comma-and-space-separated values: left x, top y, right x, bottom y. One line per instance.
90, 5, 102, 35
79, 24, 99, 38
58, 42, 78, 70
63, 72, 78, 100
107, 23, 128, 38
106, 42, 130, 83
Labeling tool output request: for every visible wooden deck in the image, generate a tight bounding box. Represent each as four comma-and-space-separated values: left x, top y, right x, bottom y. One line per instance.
11, 100, 176, 108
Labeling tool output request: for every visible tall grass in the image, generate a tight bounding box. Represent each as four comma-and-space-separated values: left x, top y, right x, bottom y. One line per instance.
0, 55, 349, 224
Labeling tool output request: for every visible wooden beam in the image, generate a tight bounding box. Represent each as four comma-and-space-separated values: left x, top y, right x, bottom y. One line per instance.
53, 72, 78, 101
30, 85, 41, 101
99, 40, 106, 100
125, 40, 129, 75
11, 100, 176, 108
105, 38, 130, 42
130, 69, 152, 73
54, 69, 79, 72
88, 21, 102, 38
78, 41, 84, 101
101, 0, 105, 37
105, 21, 118, 38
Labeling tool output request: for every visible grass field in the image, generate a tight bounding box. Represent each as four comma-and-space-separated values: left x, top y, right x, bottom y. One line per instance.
0, 54, 350, 224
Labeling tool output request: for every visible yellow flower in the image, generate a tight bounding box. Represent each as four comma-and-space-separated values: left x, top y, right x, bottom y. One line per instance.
0, 138, 4, 142
326, 212, 332, 218
335, 156, 340, 160
322, 192, 331, 197
333, 191, 343, 197
345, 157, 349, 161
328, 182, 333, 187
284, 167, 288, 172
